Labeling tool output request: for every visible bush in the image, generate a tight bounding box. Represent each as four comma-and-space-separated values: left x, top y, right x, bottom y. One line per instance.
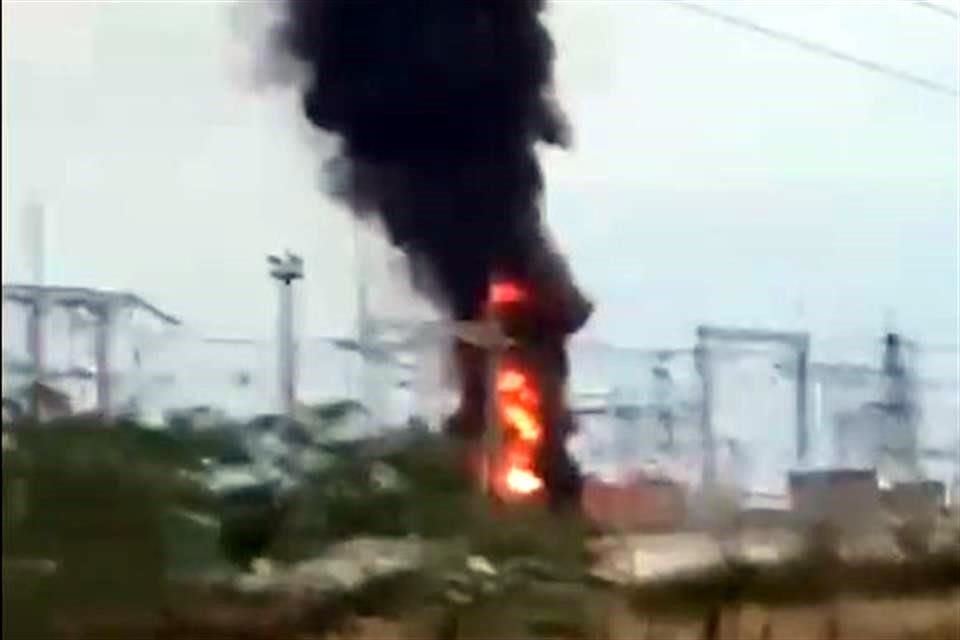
2, 421, 232, 635
266, 435, 471, 559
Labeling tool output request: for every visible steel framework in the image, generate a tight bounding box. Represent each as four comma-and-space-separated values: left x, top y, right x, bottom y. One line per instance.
2, 284, 180, 419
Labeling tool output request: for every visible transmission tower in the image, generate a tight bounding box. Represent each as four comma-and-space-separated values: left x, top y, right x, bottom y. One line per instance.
879, 332, 922, 478
652, 351, 676, 450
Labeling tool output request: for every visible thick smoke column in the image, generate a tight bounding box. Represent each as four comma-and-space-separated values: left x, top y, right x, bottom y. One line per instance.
274, 0, 592, 504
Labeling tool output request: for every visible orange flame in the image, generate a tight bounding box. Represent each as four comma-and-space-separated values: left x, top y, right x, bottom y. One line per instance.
497, 369, 527, 393
498, 368, 539, 407
489, 282, 544, 499
495, 361, 545, 497
501, 404, 541, 442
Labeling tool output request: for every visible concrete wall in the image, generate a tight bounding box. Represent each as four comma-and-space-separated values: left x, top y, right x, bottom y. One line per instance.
789, 469, 882, 530
582, 475, 687, 532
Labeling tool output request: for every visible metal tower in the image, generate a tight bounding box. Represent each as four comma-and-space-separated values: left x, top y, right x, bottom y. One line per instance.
652, 351, 676, 450
878, 332, 921, 478
695, 326, 811, 487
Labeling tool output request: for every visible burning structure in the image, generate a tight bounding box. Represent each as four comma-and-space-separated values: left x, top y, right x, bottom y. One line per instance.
271, 0, 591, 506
482, 279, 585, 506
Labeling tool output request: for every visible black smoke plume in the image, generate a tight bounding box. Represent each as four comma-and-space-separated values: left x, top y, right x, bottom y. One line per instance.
273, 0, 592, 505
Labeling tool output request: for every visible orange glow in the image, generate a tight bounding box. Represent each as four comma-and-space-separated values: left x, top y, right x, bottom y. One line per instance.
497, 368, 527, 393
505, 466, 544, 495
489, 281, 526, 305
517, 387, 539, 407
501, 404, 541, 442
498, 367, 539, 408
495, 360, 545, 498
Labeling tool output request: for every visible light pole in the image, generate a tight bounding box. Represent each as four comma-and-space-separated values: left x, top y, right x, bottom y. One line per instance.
268, 251, 304, 420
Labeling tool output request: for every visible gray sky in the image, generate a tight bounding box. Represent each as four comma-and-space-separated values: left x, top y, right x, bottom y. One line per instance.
3, 0, 958, 356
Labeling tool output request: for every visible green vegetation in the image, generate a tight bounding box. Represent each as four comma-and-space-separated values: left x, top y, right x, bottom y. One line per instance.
3, 418, 959, 639
2, 420, 240, 638
269, 430, 591, 573
271, 432, 478, 559
1, 418, 596, 636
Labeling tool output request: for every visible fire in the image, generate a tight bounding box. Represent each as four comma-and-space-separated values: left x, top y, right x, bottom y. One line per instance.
498, 369, 539, 407
500, 405, 539, 442
497, 367, 542, 443
489, 281, 526, 305
495, 361, 544, 497
505, 466, 544, 495
497, 369, 527, 393
486, 279, 545, 499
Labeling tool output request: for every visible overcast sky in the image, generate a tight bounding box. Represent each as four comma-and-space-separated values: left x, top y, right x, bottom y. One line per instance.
3, 0, 958, 357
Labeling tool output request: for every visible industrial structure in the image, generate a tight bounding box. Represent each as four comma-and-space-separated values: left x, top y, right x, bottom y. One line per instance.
695, 325, 811, 486
2, 284, 180, 421
2, 268, 955, 517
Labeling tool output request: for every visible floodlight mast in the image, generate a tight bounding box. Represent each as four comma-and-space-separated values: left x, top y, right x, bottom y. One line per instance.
268, 251, 304, 420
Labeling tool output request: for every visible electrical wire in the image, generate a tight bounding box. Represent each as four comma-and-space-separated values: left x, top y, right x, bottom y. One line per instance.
904, 0, 960, 21
667, 0, 960, 97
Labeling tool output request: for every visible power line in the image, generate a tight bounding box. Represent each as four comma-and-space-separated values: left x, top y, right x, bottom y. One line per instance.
667, 1, 960, 98
904, 0, 960, 21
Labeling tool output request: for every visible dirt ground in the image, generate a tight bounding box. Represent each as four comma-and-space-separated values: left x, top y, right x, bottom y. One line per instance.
145, 589, 959, 640
601, 590, 960, 640
323, 592, 960, 640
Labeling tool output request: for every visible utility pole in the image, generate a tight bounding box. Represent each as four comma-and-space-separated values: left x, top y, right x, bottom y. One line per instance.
268, 251, 304, 420
25, 200, 47, 419
694, 342, 716, 488
452, 307, 513, 497
95, 301, 114, 421
481, 307, 503, 497
795, 343, 810, 463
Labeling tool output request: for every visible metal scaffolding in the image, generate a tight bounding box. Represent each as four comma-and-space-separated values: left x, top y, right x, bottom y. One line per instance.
696, 325, 811, 487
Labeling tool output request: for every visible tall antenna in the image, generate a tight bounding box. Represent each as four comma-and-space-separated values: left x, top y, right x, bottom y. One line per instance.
24, 198, 47, 286
883, 308, 898, 336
